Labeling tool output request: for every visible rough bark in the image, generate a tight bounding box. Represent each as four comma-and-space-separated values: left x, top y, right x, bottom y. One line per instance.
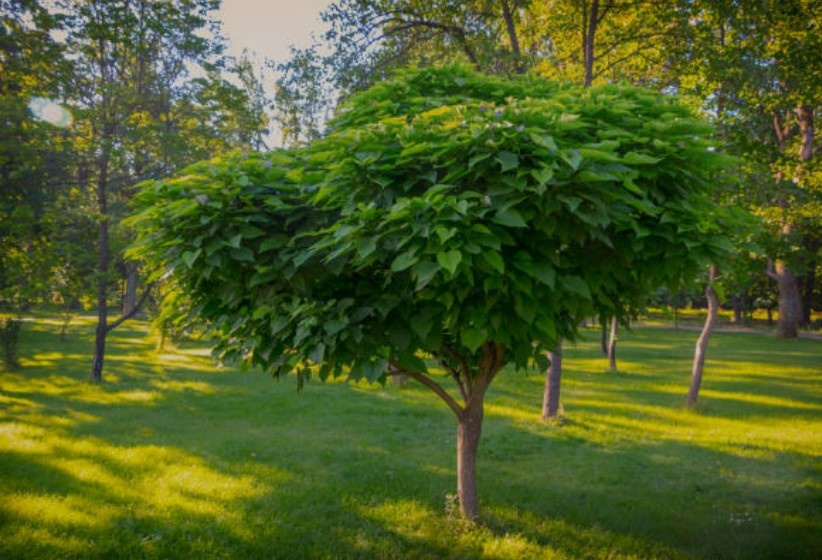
541, 338, 563, 421
773, 260, 802, 338
688, 266, 719, 408
607, 315, 618, 371
457, 395, 484, 520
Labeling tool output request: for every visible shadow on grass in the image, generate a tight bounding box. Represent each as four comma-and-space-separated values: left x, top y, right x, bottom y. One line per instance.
1, 319, 821, 559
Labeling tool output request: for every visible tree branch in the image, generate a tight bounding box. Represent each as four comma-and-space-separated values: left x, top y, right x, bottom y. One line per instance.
433, 350, 469, 403
389, 359, 463, 418
442, 343, 472, 394
501, 0, 523, 69
105, 282, 154, 333
383, 18, 479, 66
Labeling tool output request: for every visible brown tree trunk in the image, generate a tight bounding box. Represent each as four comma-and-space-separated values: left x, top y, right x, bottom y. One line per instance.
541, 338, 563, 421
607, 315, 618, 371
457, 396, 484, 520
500, 0, 523, 71
688, 266, 719, 408
774, 260, 802, 338
731, 293, 744, 324
90, 140, 111, 384
395, 341, 504, 521
600, 320, 607, 354
583, 0, 600, 87
123, 262, 138, 315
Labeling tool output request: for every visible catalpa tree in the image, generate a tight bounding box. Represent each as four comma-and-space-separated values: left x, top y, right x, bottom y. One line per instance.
128, 66, 732, 520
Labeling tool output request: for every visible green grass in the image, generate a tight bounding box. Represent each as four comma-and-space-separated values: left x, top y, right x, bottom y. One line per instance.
1, 317, 820, 559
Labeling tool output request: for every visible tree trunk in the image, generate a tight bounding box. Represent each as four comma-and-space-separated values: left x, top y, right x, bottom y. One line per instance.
800, 236, 819, 325
500, 0, 523, 71
600, 320, 607, 354
90, 143, 110, 384
583, 0, 600, 87
123, 262, 138, 315
688, 266, 719, 408
607, 315, 618, 371
731, 293, 743, 324
457, 395, 484, 520
541, 338, 563, 421
397, 341, 504, 521
775, 260, 802, 338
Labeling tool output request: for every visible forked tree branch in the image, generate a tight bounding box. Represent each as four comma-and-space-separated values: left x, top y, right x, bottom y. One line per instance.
106, 282, 154, 333
388, 359, 464, 417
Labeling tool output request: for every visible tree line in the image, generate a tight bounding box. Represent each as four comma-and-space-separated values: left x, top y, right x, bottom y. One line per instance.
1, 0, 270, 378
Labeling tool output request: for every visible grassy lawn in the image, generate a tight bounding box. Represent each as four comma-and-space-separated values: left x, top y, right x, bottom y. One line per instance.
1, 317, 820, 559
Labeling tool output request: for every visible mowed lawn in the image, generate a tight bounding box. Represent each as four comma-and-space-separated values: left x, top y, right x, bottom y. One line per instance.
1, 317, 820, 559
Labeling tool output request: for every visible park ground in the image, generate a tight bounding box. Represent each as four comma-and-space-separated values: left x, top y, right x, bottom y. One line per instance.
0, 314, 820, 559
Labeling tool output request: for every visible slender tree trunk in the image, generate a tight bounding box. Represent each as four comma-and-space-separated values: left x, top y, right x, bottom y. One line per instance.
541, 338, 563, 421
607, 315, 618, 371
500, 0, 522, 69
90, 141, 111, 383
583, 0, 600, 87
457, 395, 484, 520
123, 262, 138, 315
600, 320, 607, 354
774, 259, 802, 338
688, 266, 719, 408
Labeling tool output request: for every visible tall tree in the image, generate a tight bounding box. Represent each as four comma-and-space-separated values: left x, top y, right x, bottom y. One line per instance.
0, 0, 72, 311
669, 0, 821, 338
129, 66, 733, 520
57, 0, 233, 382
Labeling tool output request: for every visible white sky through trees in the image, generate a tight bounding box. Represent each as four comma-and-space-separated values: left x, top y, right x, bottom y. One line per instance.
219, 0, 332, 63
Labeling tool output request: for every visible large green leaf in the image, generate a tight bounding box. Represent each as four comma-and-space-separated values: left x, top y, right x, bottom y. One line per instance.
437, 250, 462, 275
391, 249, 419, 272
496, 151, 519, 172
492, 209, 528, 228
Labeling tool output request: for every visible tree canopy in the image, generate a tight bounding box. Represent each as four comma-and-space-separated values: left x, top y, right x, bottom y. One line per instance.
131, 65, 731, 381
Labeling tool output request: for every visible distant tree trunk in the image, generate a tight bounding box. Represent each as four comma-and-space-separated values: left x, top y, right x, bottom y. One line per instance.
500, 0, 523, 72
800, 236, 819, 325
768, 105, 813, 338
123, 262, 138, 315
90, 131, 111, 384
582, 0, 600, 87
541, 338, 563, 421
607, 315, 618, 371
600, 320, 607, 354
731, 293, 744, 324
688, 266, 719, 408
773, 260, 802, 338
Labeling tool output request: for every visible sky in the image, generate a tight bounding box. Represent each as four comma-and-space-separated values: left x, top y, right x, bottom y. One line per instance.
218, 0, 333, 64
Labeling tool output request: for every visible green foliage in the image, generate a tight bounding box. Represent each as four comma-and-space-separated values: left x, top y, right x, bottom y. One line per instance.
129, 66, 734, 383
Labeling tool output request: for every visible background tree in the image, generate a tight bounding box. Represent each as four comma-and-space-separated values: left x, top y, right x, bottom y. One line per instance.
0, 0, 72, 312
668, 0, 821, 338
51, 0, 271, 381
129, 66, 733, 520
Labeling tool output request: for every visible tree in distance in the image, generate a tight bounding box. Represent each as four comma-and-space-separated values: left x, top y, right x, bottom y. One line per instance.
128, 66, 733, 521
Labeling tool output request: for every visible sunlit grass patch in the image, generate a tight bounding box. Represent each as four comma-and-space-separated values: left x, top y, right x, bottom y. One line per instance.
0, 318, 820, 558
